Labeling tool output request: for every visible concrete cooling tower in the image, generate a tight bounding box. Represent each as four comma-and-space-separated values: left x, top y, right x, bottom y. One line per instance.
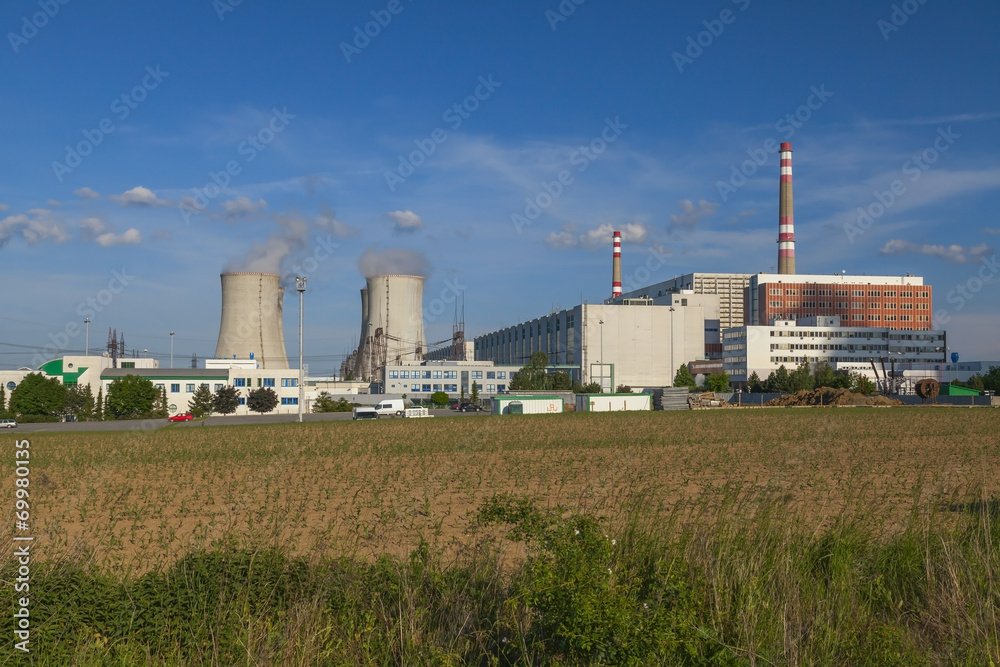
214, 272, 290, 369
356, 274, 426, 377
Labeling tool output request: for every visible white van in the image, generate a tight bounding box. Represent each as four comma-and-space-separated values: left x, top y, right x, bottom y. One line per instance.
373, 399, 406, 417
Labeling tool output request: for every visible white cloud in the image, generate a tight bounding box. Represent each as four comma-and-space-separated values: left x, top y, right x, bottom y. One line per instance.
669, 199, 719, 232
94, 228, 142, 247
545, 222, 647, 250
46, 199, 61, 207
387, 209, 425, 233
74, 187, 100, 199
985, 228, 1000, 235
0, 203, 7, 211
0, 209, 69, 247
878, 239, 994, 265
110, 186, 169, 207
217, 196, 267, 220
78, 217, 108, 241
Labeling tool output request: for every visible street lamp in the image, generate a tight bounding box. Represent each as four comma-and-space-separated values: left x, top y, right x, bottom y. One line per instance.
170, 331, 175, 369
84, 317, 90, 356
296, 277, 306, 423
143, 348, 148, 358
598, 319, 604, 391
669, 307, 676, 387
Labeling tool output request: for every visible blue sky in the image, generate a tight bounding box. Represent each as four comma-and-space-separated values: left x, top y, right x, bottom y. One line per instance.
3, 0, 1000, 372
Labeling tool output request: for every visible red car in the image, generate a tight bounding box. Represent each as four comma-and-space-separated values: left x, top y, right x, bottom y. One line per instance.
168, 412, 194, 422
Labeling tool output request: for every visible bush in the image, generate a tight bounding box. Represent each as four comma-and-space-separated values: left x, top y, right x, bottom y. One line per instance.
430, 391, 449, 407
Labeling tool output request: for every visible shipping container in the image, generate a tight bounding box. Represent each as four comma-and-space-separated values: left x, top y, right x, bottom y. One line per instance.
492, 395, 564, 415
575, 393, 652, 412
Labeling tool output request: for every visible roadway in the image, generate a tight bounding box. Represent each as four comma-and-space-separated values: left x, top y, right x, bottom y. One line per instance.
10, 409, 487, 433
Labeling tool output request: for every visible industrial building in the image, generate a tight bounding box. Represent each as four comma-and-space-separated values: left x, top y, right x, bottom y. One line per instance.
744, 273, 933, 330
474, 300, 705, 390
614, 272, 752, 333
382, 359, 523, 397
722, 315, 946, 389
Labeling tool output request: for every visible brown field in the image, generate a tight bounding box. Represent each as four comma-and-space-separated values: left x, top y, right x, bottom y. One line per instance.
6, 407, 1000, 575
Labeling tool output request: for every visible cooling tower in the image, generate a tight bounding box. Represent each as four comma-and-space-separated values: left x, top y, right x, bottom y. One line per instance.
214, 272, 289, 369
361, 274, 426, 368
777, 142, 796, 274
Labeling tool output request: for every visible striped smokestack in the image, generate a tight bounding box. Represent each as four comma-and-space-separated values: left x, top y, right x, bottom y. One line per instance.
612, 230, 622, 298
777, 142, 796, 274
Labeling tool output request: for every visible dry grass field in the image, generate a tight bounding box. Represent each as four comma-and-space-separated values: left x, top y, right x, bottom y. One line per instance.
8, 407, 999, 574
3, 407, 999, 665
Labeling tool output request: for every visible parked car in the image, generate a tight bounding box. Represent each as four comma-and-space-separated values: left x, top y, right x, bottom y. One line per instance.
168, 413, 193, 422
373, 399, 406, 417
456, 402, 483, 413
352, 407, 378, 420
0, 419, 17, 428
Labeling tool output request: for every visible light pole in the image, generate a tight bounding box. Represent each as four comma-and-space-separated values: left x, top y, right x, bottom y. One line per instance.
170, 332, 175, 369
296, 277, 306, 423
84, 317, 90, 356
669, 307, 676, 387
598, 319, 605, 392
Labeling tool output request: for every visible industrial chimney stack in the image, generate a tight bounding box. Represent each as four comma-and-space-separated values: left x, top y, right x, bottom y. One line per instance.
777, 142, 796, 274
611, 230, 622, 298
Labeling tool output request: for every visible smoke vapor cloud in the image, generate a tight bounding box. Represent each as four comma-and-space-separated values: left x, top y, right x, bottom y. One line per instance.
358, 246, 430, 278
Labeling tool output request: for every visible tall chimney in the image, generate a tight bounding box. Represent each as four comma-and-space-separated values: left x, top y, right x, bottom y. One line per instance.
777, 142, 795, 274
612, 230, 622, 298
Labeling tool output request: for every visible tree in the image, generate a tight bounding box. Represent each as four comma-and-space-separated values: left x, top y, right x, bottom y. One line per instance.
851, 372, 875, 395
188, 384, 214, 418
510, 352, 551, 391
789, 361, 815, 393
705, 372, 731, 393
9, 373, 66, 418
313, 391, 353, 413
580, 382, 602, 394
470, 381, 480, 404
764, 365, 793, 393
673, 364, 696, 390
966, 375, 986, 392
616, 384, 633, 394
247, 387, 278, 414
430, 391, 449, 407
812, 362, 837, 389
0, 385, 6, 417
551, 371, 573, 390
746, 372, 764, 393
152, 387, 169, 419
95, 388, 104, 421
982, 366, 1000, 393
64, 384, 95, 421
213, 385, 239, 415
106, 374, 158, 420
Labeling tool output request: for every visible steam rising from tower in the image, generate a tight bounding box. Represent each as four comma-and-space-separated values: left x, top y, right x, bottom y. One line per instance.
778, 142, 796, 274
612, 230, 622, 298
214, 272, 289, 369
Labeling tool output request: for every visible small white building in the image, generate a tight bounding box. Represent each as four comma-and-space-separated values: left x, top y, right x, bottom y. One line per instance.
723, 316, 946, 389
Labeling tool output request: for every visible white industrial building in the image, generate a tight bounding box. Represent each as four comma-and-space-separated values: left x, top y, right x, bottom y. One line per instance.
382, 359, 523, 397
474, 300, 706, 390
722, 316, 947, 389
614, 272, 752, 331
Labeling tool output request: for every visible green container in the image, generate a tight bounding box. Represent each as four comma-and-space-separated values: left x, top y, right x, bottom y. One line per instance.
508, 402, 523, 415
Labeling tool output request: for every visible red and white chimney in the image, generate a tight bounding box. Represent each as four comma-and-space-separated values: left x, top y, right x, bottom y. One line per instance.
612, 230, 622, 298
778, 142, 796, 274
